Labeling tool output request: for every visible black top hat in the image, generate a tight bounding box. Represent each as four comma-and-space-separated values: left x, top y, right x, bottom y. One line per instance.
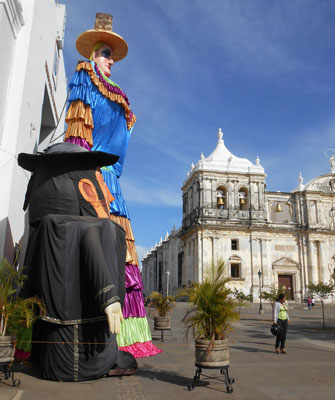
18, 143, 119, 172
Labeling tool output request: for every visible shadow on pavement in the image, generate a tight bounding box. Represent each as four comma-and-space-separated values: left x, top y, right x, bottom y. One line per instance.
9, 361, 40, 379
136, 363, 208, 388
230, 345, 274, 353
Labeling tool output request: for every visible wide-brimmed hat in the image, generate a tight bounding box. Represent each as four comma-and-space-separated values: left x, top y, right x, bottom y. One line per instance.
18, 143, 119, 173
76, 13, 128, 62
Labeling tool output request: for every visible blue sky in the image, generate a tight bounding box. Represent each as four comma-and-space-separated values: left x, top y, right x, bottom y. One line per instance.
58, 0, 335, 262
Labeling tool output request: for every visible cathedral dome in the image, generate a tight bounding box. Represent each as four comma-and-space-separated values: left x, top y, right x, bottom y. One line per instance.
301, 174, 335, 194
185, 128, 264, 181
293, 156, 335, 193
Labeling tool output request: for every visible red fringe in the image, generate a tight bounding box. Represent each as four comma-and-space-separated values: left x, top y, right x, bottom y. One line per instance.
15, 349, 31, 360
119, 341, 162, 358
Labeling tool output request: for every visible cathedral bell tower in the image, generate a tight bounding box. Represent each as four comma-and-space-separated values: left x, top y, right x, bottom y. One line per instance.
179, 129, 267, 285
182, 128, 267, 230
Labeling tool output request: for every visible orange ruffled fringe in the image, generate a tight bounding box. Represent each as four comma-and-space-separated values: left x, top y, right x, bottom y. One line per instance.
65, 100, 94, 147
110, 214, 139, 266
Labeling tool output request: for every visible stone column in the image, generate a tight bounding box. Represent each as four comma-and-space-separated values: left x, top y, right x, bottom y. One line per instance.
227, 180, 234, 213
200, 180, 205, 208
188, 187, 193, 214
297, 196, 302, 225
302, 236, 309, 289
309, 240, 318, 283
235, 181, 240, 211
294, 271, 301, 302
258, 182, 265, 212
265, 200, 271, 222
204, 180, 208, 208
250, 236, 260, 297
211, 179, 217, 208
198, 231, 203, 283
249, 181, 255, 210
260, 238, 271, 288
319, 241, 328, 282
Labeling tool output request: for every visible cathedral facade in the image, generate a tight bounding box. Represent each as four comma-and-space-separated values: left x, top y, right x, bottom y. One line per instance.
141, 129, 335, 303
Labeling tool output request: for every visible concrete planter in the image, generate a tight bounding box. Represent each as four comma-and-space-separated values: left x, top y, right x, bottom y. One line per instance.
0, 336, 16, 364
195, 338, 229, 367
154, 316, 171, 330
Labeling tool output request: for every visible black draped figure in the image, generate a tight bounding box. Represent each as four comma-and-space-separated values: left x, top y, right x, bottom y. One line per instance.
18, 143, 137, 381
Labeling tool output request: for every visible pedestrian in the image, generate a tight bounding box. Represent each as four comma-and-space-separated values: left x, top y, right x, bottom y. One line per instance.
273, 293, 289, 354
307, 296, 312, 310
311, 297, 315, 309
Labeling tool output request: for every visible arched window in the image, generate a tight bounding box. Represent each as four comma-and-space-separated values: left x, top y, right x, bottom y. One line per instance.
238, 187, 248, 211
216, 186, 227, 209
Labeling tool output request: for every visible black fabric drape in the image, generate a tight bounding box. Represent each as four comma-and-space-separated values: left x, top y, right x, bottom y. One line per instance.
23, 215, 126, 381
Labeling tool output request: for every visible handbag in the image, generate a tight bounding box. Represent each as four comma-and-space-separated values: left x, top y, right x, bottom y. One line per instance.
271, 323, 281, 336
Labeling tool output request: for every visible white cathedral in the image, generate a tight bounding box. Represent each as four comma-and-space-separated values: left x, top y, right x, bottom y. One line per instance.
141, 129, 335, 303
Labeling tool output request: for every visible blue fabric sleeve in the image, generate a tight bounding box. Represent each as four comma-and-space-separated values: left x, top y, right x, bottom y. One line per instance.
68, 68, 96, 109
101, 168, 131, 219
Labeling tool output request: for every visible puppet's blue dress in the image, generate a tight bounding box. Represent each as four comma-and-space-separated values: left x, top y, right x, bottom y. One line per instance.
64, 60, 161, 358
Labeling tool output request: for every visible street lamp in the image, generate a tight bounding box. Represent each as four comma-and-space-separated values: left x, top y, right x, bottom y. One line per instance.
258, 270, 263, 314
166, 271, 170, 297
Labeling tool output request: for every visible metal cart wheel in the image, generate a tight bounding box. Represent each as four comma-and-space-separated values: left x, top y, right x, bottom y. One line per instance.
227, 386, 234, 394
14, 379, 21, 387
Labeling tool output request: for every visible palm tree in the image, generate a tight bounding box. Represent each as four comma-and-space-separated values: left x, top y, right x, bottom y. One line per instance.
180, 260, 239, 351
0, 258, 45, 337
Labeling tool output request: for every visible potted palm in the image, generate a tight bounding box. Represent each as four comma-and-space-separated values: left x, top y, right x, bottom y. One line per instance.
180, 260, 239, 368
0, 258, 45, 365
148, 291, 175, 331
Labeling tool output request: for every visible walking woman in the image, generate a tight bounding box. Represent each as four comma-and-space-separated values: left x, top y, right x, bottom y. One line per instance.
273, 293, 289, 354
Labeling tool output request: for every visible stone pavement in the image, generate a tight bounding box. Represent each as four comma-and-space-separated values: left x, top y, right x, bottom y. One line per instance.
1, 304, 335, 400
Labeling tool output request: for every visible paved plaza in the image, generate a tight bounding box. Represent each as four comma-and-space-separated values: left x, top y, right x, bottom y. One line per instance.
1, 304, 334, 400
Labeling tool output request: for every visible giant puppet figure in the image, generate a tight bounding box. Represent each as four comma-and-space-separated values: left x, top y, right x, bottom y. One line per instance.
63, 13, 160, 358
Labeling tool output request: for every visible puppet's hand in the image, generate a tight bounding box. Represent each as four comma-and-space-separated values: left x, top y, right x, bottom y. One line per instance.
104, 302, 124, 334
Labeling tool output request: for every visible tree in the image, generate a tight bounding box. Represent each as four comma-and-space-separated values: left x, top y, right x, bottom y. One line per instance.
307, 280, 335, 329
260, 285, 284, 307
179, 260, 239, 350
260, 287, 277, 307
232, 288, 253, 315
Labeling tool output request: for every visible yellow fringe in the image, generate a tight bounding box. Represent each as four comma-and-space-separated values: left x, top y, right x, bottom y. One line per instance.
65, 100, 94, 126
75, 62, 136, 130
109, 215, 135, 241
64, 100, 94, 147
110, 215, 139, 266
126, 241, 139, 266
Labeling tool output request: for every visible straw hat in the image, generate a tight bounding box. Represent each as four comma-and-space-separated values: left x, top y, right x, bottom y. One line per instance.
76, 13, 128, 62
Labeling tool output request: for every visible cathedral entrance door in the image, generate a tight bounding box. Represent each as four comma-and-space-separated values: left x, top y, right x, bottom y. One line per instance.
278, 275, 294, 300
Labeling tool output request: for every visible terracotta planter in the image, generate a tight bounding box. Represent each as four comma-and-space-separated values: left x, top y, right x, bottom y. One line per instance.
195, 338, 229, 367
154, 316, 171, 330
0, 336, 16, 364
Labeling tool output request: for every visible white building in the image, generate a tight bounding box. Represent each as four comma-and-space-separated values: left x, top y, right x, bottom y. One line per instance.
0, 0, 67, 262
142, 129, 335, 302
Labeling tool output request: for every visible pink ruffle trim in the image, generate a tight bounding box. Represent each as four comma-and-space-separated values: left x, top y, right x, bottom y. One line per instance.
119, 341, 162, 358
15, 349, 31, 360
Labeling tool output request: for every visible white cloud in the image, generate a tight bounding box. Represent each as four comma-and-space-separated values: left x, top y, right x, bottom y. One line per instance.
135, 244, 151, 271
262, 118, 335, 191
121, 177, 181, 207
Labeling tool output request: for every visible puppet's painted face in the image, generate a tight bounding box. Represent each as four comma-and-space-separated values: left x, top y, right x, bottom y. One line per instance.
93, 44, 114, 77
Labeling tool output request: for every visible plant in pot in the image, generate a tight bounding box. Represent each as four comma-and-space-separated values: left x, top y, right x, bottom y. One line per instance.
148, 291, 175, 331
180, 260, 239, 368
0, 258, 46, 365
